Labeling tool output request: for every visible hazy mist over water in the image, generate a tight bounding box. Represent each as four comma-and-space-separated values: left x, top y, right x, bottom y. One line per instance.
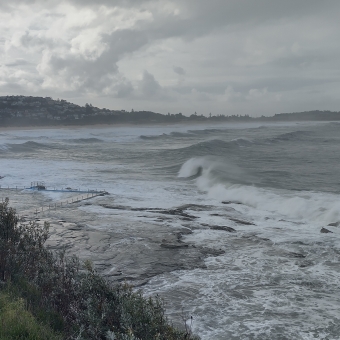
1, 121, 340, 339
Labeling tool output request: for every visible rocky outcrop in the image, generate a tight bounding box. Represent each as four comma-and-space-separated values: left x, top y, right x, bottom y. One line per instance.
209, 225, 236, 232
321, 227, 333, 233
328, 222, 340, 227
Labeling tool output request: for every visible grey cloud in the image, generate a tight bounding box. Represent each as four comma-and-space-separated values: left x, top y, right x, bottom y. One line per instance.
102, 29, 149, 59
270, 55, 324, 69
0, 82, 24, 91
20, 31, 58, 50
5, 59, 33, 67
115, 81, 134, 98
173, 66, 185, 75
0, 1, 44, 12
138, 70, 162, 97
70, 0, 150, 7
0, 0, 149, 10
37, 29, 149, 95
6, 1, 338, 41
173, 84, 224, 95
16, 0, 338, 24
239, 76, 340, 93
136, 1, 340, 43
47, 53, 118, 92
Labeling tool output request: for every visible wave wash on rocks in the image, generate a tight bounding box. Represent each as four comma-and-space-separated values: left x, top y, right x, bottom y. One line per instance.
0, 198, 199, 340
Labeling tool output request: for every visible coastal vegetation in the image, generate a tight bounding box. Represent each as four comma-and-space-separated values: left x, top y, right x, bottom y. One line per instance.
0, 198, 199, 340
0, 291, 62, 339
1, 95, 340, 127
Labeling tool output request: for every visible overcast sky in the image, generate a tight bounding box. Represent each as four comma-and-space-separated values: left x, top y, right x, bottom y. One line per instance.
1, 1, 340, 116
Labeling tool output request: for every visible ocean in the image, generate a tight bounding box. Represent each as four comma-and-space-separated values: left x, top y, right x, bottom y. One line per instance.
1, 121, 340, 339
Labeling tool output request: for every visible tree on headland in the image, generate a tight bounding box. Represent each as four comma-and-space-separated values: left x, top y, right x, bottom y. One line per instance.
85, 103, 93, 114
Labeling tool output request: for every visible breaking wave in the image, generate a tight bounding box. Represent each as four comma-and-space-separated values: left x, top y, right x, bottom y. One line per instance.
178, 157, 253, 185
67, 138, 103, 143
187, 128, 225, 135
0, 144, 9, 152
175, 138, 253, 155
140, 132, 194, 140
140, 128, 228, 140
169, 132, 193, 137
268, 130, 312, 142
6, 141, 54, 152
140, 134, 168, 140
230, 137, 253, 146
179, 157, 340, 224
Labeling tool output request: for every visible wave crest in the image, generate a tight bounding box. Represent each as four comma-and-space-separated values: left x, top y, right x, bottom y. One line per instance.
68, 138, 103, 143
179, 157, 340, 224
7, 141, 53, 152
178, 157, 251, 186
269, 130, 312, 142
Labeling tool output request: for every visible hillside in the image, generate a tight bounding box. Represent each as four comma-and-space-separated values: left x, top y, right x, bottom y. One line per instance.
0, 95, 339, 126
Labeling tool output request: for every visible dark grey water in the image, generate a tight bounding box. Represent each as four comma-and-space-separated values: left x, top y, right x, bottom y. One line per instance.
1, 121, 340, 339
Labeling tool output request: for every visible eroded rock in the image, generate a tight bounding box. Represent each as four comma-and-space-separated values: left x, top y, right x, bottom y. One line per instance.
328, 222, 340, 227
321, 227, 333, 233
210, 225, 237, 232
229, 218, 255, 226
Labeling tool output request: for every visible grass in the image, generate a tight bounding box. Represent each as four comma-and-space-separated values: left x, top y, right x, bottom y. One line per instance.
0, 291, 62, 340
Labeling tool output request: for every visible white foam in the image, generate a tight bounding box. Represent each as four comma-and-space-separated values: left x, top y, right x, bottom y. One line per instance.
178, 157, 214, 178
204, 183, 340, 224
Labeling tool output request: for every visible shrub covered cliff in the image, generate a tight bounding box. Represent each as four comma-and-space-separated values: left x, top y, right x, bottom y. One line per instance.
0, 198, 199, 340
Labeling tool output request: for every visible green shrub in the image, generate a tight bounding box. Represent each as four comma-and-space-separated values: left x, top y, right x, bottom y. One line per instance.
0, 291, 62, 339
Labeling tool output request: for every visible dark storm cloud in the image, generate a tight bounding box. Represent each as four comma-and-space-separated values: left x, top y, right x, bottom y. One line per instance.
173, 66, 185, 75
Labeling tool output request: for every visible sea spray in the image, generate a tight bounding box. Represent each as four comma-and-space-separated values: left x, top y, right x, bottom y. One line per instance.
178, 156, 255, 188
178, 157, 214, 178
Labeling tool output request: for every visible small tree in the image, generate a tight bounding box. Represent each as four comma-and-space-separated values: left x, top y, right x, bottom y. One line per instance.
0, 198, 19, 281
0, 198, 49, 282
85, 103, 93, 114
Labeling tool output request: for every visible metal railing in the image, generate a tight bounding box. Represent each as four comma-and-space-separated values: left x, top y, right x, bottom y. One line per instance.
1, 186, 109, 219
0, 185, 107, 194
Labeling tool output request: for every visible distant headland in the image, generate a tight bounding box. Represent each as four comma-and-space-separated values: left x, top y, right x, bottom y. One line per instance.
0, 95, 339, 127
